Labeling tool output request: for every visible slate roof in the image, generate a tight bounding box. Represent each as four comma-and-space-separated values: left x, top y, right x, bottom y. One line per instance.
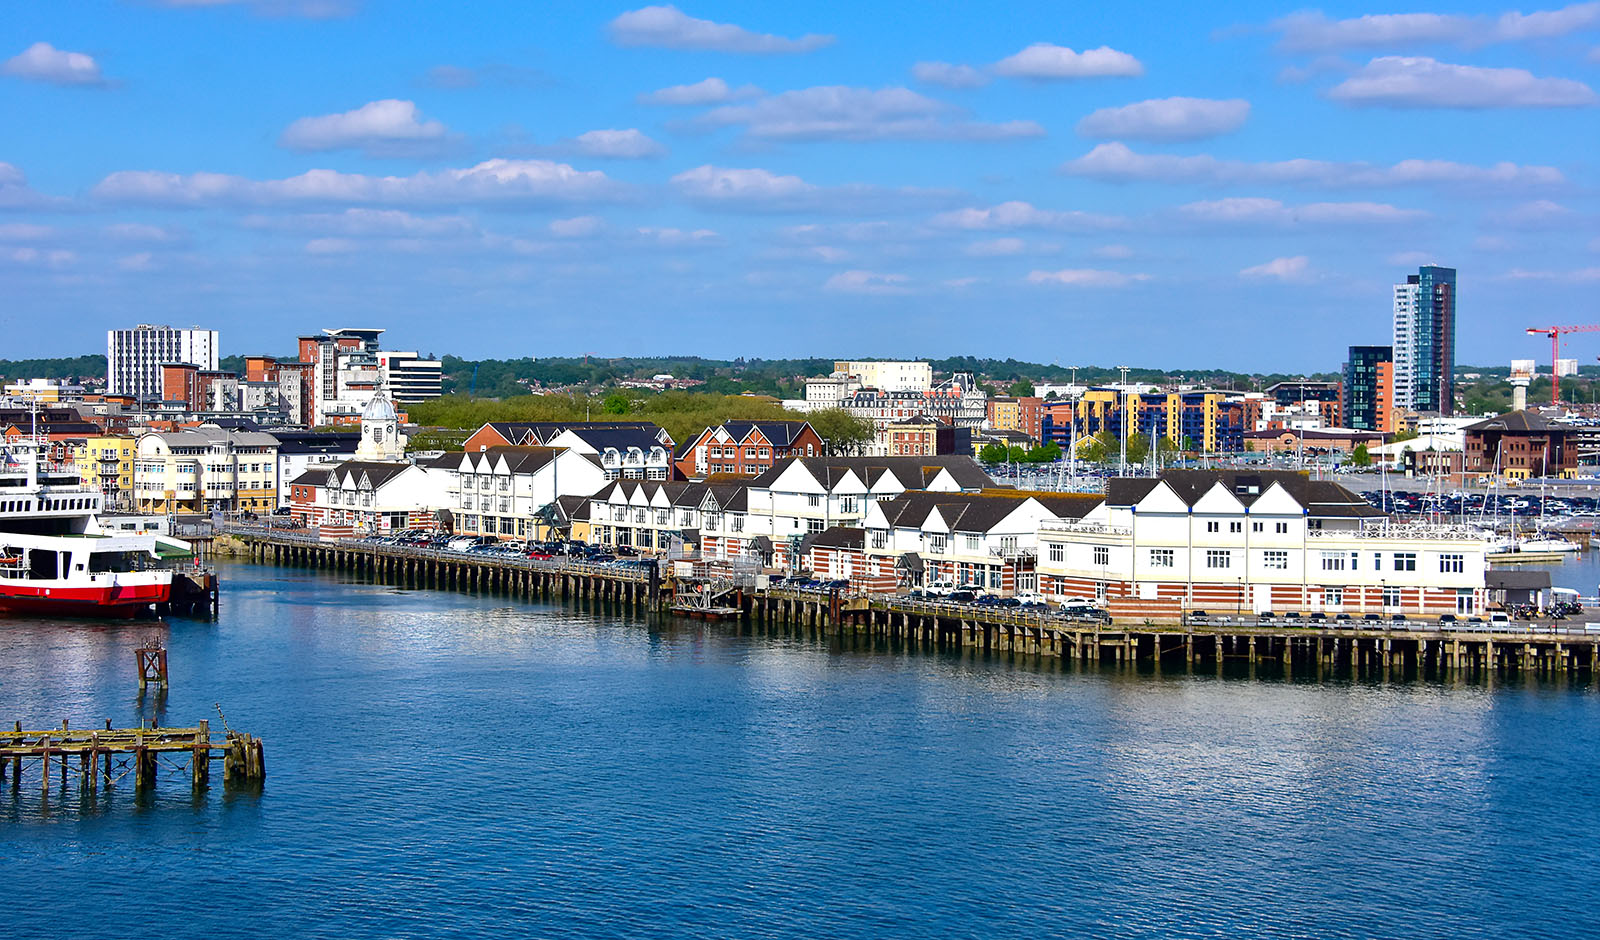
874, 490, 1093, 534
747, 455, 994, 492
1107, 470, 1383, 519
1486, 569, 1551, 591
1464, 410, 1562, 434
803, 526, 865, 551
289, 468, 330, 487
480, 421, 661, 446
325, 460, 413, 489
269, 431, 360, 456
719, 420, 813, 446
559, 426, 671, 453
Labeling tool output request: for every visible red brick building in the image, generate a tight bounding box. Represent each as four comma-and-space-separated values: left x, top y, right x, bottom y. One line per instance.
675, 420, 823, 479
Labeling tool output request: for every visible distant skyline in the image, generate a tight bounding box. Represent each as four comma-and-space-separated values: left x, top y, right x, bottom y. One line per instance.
2, 2, 1597, 370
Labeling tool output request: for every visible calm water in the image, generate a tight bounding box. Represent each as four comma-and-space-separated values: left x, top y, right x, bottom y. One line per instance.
3, 562, 1599, 940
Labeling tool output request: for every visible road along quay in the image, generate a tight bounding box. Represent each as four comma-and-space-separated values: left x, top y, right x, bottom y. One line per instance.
223, 527, 1600, 678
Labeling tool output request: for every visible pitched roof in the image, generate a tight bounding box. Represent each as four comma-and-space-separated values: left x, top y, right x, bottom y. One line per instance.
289, 468, 331, 487
557, 426, 670, 452
804, 526, 865, 551
874, 490, 1089, 534
1108, 469, 1383, 518
1464, 410, 1562, 433
720, 420, 813, 446
748, 455, 994, 491
326, 460, 413, 489
480, 420, 660, 445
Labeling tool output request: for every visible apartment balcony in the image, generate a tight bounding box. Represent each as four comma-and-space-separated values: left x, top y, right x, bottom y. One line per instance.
1308, 524, 1493, 542
989, 545, 1038, 561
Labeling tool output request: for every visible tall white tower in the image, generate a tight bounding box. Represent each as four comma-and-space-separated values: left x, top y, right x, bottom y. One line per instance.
1391, 281, 1419, 412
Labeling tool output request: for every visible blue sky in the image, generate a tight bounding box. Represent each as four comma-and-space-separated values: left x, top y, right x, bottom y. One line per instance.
2, 1, 1597, 371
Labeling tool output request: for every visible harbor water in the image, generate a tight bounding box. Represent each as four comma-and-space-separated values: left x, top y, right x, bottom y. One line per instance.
3, 561, 1599, 939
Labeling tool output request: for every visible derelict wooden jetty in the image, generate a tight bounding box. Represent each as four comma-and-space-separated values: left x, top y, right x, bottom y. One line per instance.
228, 529, 1600, 678
0, 719, 264, 793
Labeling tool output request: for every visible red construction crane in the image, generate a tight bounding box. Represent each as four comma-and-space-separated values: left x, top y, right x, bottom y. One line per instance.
1525, 325, 1600, 404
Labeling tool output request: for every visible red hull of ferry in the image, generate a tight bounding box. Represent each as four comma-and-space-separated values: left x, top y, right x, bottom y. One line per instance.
0, 581, 170, 618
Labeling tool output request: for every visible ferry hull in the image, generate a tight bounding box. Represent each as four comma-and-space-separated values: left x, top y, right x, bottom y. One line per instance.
0, 581, 171, 618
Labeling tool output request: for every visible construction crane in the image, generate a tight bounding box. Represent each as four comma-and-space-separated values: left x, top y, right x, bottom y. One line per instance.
1525, 325, 1600, 404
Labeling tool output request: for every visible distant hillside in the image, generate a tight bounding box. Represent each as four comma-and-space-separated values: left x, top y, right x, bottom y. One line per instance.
0, 355, 106, 382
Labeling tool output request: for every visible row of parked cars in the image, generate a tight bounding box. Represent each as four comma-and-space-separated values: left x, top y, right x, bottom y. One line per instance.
905, 586, 1113, 622
1183, 609, 1566, 632
351, 531, 654, 571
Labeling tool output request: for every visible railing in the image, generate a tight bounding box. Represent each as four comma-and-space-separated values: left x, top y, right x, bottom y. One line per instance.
1038, 520, 1132, 536
988, 545, 1037, 560
1308, 524, 1493, 541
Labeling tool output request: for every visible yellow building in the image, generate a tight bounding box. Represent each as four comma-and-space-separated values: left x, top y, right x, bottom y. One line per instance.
79, 434, 138, 508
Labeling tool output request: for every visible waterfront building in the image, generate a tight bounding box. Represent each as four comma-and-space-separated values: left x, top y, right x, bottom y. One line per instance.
288, 461, 445, 538
695, 455, 993, 565
587, 479, 749, 553
438, 446, 610, 540
1343, 346, 1395, 433
544, 426, 675, 481
674, 420, 824, 479
269, 430, 359, 506
1033, 470, 1489, 617
1242, 428, 1384, 457
1392, 265, 1457, 415
461, 421, 672, 455
106, 324, 219, 401
133, 427, 280, 514
1040, 388, 1245, 455
78, 434, 137, 508
1462, 410, 1600, 478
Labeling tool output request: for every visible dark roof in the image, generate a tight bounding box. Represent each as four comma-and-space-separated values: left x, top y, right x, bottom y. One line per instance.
270, 430, 360, 455
326, 460, 412, 489
747, 455, 994, 492
553, 494, 588, 522
1108, 470, 1383, 518
289, 468, 330, 487
1486, 569, 1551, 590
897, 551, 924, 572
559, 426, 670, 453
803, 526, 865, 551
208, 418, 261, 431
481, 421, 661, 445
874, 491, 1082, 534
1465, 410, 1563, 434
718, 420, 813, 446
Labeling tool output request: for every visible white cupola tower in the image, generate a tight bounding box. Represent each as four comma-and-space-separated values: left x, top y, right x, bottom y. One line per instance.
356, 395, 405, 460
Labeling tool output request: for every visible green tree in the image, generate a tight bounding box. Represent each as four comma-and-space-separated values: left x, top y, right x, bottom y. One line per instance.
602, 391, 631, 415
807, 408, 876, 455
1181, 435, 1197, 453
1079, 430, 1116, 463
1125, 432, 1151, 465
1023, 441, 1062, 463
979, 442, 1009, 463
1350, 443, 1373, 467
1006, 380, 1033, 397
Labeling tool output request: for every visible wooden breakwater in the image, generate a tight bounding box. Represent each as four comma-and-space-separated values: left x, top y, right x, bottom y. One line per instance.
227, 529, 1600, 678
1, 719, 264, 793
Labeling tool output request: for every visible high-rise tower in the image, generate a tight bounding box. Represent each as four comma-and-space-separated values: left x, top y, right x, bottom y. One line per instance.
1392, 265, 1456, 415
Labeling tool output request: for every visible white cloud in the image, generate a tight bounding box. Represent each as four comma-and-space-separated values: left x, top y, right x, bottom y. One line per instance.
993, 43, 1144, 79
104, 222, 186, 242
698, 85, 1043, 141
1026, 268, 1149, 287
305, 237, 356, 255
1094, 243, 1134, 259
549, 216, 605, 237
0, 162, 65, 210
965, 237, 1026, 256
1492, 199, 1580, 228
0, 223, 55, 241
912, 61, 990, 88
94, 159, 624, 207
1062, 141, 1564, 188
280, 99, 453, 156
608, 5, 833, 54
2, 42, 106, 86
671, 165, 956, 213
1329, 57, 1597, 108
568, 128, 665, 159
1076, 97, 1250, 141
1271, 5, 1600, 52
823, 270, 911, 294
636, 226, 719, 245
1499, 266, 1600, 282
639, 77, 761, 105
1178, 197, 1428, 225
1240, 255, 1311, 281
242, 208, 475, 236
1, 246, 74, 268
932, 200, 1124, 231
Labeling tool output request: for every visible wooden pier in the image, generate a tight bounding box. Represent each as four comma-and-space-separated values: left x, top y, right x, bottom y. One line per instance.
0, 719, 264, 793
227, 528, 1600, 678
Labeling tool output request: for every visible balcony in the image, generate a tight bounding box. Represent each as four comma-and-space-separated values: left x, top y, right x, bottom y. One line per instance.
1039, 519, 1132, 537
989, 545, 1038, 560
1308, 524, 1492, 542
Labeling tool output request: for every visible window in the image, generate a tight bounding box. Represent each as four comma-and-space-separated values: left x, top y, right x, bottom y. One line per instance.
1093, 546, 1110, 566
1206, 550, 1231, 569
807, 519, 825, 534
1149, 548, 1174, 568
1382, 586, 1402, 607
1229, 521, 1242, 534
1263, 550, 1289, 570
1393, 552, 1417, 572
730, 515, 744, 533
1000, 536, 1018, 554
965, 534, 981, 552
657, 510, 669, 525
1048, 543, 1064, 563
1206, 521, 1219, 533
808, 495, 822, 508
704, 513, 722, 529
871, 529, 888, 549
1252, 522, 1263, 533
1324, 586, 1343, 605
1440, 553, 1464, 574
928, 534, 947, 554
840, 497, 858, 514
1321, 552, 1345, 571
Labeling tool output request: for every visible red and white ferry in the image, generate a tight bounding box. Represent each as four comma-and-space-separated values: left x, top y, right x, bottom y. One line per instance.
0, 440, 192, 618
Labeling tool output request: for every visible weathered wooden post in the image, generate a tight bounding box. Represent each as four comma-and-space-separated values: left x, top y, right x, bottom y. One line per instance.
136, 636, 169, 691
